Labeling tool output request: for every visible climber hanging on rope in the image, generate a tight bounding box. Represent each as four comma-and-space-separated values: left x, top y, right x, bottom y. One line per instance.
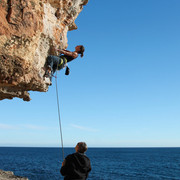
44, 45, 85, 80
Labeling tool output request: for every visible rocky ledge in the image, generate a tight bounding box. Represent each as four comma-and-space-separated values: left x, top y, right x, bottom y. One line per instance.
0, 170, 28, 180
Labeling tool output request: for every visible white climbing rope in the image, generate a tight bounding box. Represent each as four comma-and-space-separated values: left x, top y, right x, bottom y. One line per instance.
55, 70, 65, 160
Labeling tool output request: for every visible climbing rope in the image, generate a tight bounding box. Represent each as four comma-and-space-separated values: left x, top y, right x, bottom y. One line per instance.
55, 70, 65, 160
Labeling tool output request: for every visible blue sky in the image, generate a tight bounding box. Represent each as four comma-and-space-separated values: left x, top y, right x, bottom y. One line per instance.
0, 0, 180, 147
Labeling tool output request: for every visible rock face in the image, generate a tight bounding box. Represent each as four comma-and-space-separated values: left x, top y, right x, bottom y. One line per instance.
0, 169, 28, 180
0, 0, 88, 101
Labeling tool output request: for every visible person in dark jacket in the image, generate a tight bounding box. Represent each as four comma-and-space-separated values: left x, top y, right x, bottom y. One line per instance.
45, 45, 85, 80
60, 142, 91, 180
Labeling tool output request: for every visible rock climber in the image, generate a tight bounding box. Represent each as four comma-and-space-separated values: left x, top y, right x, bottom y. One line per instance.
45, 45, 85, 80
60, 142, 91, 180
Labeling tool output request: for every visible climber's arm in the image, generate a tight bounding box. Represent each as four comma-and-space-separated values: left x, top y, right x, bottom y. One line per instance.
58, 49, 78, 59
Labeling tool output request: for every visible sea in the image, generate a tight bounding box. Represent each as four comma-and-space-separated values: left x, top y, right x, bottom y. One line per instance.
0, 147, 180, 180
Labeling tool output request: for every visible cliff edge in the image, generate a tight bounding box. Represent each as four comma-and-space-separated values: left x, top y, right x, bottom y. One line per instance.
0, 170, 28, 180
0, 0, 88, 101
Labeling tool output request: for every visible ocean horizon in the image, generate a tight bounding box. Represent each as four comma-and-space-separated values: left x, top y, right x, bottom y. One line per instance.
1, 146, 180, 148
0, 147, 180, 179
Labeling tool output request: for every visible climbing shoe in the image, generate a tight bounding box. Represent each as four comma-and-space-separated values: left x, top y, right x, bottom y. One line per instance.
44, 65, 52, 77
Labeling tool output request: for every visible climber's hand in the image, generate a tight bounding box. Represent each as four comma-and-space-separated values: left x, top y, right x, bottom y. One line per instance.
57, 49, 65, 54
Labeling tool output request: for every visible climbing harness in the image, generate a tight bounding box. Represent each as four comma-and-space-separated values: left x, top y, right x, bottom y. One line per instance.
57, 56, 67, 69
55, 70, 65, 160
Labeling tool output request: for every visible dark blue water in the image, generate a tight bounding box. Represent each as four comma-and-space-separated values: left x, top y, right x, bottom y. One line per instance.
0, 147, 180, 180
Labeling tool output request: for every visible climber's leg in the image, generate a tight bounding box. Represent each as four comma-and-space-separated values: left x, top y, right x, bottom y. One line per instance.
45, 55, 60, 79
51, 56, 61, 74
46, 55, 55, 71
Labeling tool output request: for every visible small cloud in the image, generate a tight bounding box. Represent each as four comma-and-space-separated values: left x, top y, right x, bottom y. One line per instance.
0, 123, 48, 131
70, 124, 99, 132
21, 124, 47, 130
0, 123, 19, 130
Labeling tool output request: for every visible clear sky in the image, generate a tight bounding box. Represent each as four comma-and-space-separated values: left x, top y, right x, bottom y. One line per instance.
0, 0, 180, 147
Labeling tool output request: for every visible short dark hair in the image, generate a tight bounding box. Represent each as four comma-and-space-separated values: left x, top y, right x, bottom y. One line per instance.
77, 142, 87, 153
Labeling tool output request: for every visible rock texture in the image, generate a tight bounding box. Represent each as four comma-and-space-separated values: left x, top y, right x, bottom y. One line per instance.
0, 0, 88, 101
0, 170, 28, 180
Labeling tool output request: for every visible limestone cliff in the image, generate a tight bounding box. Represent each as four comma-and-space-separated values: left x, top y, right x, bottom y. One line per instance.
0, 0, 88, 101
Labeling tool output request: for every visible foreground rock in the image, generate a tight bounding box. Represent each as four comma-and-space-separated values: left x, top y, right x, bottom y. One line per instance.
0, 170, 28, 180
0, 0, 88, 101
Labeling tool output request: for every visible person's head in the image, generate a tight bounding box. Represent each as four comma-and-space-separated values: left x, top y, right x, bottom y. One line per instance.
75, 45, 85, 58
75, 142, 88, 153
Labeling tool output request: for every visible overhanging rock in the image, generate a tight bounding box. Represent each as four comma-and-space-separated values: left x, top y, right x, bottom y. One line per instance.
0, 0, 88, 101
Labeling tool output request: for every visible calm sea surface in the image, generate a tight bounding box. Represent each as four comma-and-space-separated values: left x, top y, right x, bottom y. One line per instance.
0, 147, 180, 180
